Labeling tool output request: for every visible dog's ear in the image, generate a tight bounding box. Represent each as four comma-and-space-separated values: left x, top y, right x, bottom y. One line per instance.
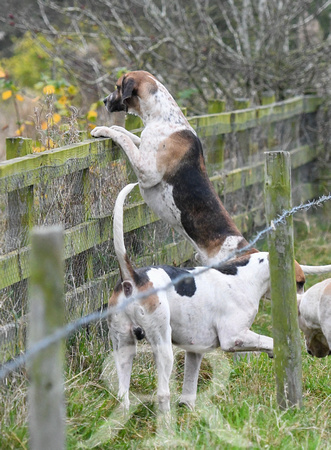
122, 280, 133, 297
122, 77, 137, 102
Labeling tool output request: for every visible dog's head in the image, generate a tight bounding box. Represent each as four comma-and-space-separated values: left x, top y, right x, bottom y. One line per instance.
303, 331, 330, 358
297, 295, 330, 357
295, 261, 305, 294
103, 71, 158, 116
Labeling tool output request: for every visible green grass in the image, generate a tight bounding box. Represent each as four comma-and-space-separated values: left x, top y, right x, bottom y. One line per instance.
1, 210, 331, 449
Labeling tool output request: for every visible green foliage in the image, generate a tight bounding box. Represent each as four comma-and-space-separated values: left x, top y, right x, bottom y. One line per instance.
1, 32, 52, 88
0, 31, 106, 147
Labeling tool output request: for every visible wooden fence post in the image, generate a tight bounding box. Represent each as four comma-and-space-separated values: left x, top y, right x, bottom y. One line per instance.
265, 151, 302, 409
261, 91, 276, 149
5, 137, 34, 352
27, 226, 65, 450
207, 99, 226, 172
6, 137, 34, 249
233, 98, 253, 165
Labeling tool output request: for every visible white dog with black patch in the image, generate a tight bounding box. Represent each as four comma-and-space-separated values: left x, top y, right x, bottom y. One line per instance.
298, 278, 331, 357
108, 183, 274, 412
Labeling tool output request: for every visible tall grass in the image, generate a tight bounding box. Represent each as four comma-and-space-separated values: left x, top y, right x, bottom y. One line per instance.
0, 210, 330, 449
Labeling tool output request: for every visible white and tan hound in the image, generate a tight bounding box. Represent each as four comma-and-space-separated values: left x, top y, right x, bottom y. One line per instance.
298, 278, 331, 357
91, 70, 331, 290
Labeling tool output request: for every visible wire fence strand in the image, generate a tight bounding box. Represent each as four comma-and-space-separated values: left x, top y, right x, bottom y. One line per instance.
0, 193, 330, 381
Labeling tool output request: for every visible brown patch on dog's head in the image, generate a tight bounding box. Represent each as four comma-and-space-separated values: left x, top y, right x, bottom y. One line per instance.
104, 70, 158, 115
140, 281, 160, 313
119, 71, 158, 114
294, 261, 306, 294
108, 280, 122, 307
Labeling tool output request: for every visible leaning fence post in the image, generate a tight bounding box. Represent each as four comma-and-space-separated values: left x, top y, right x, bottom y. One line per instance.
27, 226, 66, 450
265, 151, 302, 409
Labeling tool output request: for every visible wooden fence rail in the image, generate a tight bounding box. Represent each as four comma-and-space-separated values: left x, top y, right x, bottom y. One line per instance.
0, 94, 325, 361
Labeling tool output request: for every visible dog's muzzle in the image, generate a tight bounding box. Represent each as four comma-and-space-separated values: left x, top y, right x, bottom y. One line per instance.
103, 93, 127, 113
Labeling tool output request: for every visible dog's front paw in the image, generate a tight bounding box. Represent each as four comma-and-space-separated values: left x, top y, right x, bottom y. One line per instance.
91, 126, 112, 138
110, 125, 127, 133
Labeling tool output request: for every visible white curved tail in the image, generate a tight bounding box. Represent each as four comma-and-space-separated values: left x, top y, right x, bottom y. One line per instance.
300, 264, 331, 275
113, 183, 138, 281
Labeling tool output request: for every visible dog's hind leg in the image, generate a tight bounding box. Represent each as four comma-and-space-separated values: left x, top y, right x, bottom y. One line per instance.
179, 351, 203, 409
149, 331, 174, 413
109, 313, 137, 410
220, 329, 274, 357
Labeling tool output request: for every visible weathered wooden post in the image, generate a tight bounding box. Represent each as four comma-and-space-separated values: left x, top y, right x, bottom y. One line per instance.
207, 99, 226, 172
261, 91, 276, 150
27, 226, 66, 450
265, 151, 302, 409
233, 98, 253, 165
6, 137, 34, 249
6, 137, 34, 352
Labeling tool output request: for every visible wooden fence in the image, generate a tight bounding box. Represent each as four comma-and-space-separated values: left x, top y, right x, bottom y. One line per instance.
0, 93, 325, 361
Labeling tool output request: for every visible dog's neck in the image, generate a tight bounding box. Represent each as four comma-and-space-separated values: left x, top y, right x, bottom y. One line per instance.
241, 253, 270, 299
137, 80, 191, 129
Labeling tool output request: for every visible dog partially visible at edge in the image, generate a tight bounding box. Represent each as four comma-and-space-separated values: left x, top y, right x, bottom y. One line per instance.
297, 278, 331, 357
108, 182, 274, 412
91, 70, 331, 291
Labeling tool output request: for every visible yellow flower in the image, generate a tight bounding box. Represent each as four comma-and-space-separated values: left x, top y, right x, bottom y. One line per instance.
16, 94, 24, 102
2, 90, 12, 100
33, 145, 46, 153
47, 139, 56, 149
87, 110, 98, 120
41, 121, 48, 130
58, 95, 67, 105
43, 85, 55, 95
53, 113, 61, 124
15, 124, 25, 135
0, 69, 6, 78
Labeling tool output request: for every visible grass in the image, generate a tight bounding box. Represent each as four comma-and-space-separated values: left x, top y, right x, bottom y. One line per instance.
1, 208, 331, 449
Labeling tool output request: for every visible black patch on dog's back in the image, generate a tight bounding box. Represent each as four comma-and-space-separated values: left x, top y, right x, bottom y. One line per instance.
166, 130, 243, 247
217, 257, 250, 275
160, 265, 197, 297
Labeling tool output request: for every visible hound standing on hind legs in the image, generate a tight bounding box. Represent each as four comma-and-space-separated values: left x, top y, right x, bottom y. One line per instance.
108, 183, 274, 412
91, 70, 331, 287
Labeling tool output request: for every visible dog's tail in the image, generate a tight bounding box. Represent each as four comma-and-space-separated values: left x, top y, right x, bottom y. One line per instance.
113, 182, 139, 281
300, 264, 331, 275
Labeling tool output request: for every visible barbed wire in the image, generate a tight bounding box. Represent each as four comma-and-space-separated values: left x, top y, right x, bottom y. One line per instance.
0, 193, 331, 381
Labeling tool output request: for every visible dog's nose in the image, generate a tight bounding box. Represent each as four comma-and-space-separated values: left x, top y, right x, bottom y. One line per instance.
103, 97, 108, 105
